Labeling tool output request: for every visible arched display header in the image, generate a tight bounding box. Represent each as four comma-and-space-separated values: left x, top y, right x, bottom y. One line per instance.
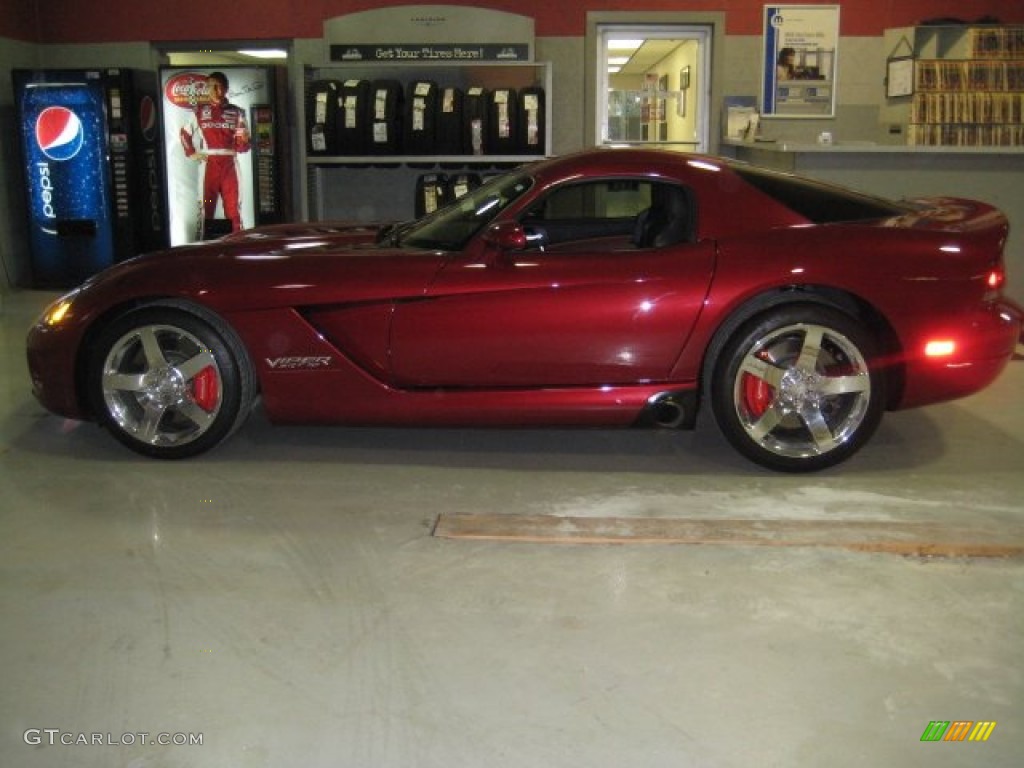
324, 5, 536, 63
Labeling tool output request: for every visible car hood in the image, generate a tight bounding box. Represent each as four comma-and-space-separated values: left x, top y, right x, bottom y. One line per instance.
74, 223, 451, 316
218, 220, 388, 243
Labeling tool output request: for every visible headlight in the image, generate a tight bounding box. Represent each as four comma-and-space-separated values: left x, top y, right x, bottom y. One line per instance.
39, 291, 78, 327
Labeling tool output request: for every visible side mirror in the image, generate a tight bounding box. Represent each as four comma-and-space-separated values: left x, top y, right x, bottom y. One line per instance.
482, 221, 528, 252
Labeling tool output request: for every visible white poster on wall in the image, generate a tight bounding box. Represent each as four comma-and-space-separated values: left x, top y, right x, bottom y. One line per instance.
762, 5, 839, 118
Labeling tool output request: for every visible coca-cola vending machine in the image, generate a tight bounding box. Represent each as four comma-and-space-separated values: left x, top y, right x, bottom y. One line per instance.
13, 68, 167, 288
160, 66, 283, 245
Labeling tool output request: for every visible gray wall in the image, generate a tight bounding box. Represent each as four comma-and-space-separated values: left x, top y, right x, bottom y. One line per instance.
536, 37, 584, 156
1, 38, 37, 290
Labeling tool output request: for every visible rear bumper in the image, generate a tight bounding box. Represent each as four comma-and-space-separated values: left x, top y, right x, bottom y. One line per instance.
896, 298, 1022, 409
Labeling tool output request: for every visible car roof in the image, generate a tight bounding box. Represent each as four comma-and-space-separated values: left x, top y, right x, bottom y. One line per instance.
520, 148, 809, 236
528, 147, 727, 184
523, 147, 909, 233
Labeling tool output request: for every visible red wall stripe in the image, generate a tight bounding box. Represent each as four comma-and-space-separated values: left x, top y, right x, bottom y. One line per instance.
7, 1, 1024, 44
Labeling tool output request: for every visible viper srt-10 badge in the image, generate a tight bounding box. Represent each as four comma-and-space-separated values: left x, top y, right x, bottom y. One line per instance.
265, 356, 333, 370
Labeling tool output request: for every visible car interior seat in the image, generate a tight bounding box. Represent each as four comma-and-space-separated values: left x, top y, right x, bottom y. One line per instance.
633, 185, 690, 248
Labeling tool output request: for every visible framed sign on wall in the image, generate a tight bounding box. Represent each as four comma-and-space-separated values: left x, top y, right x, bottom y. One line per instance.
761, 4, 840, 118
886, 56, 915, 98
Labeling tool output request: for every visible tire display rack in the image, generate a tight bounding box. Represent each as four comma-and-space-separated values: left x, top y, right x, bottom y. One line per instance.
297, 62, 552, 222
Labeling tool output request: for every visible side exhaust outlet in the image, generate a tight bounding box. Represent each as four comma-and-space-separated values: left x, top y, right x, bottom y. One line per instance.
643, 392, 698, 429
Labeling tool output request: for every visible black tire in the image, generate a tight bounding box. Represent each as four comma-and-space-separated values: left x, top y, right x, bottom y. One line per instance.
710, 305, 884, 472
87, 304, 255, 459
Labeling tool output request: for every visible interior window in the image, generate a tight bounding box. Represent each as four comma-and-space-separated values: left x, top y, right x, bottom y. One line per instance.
521, 179, 692, 251
539, 180, 651, 220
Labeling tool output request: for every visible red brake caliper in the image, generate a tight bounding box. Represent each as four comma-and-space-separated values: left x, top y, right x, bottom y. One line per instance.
191, 366, 220, 412
742, 352, 774, 418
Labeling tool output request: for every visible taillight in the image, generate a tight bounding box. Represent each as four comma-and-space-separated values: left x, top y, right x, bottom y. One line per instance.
924, 339, 956, 358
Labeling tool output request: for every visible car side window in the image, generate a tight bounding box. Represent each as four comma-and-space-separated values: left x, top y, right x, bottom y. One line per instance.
520, 179, 692, 251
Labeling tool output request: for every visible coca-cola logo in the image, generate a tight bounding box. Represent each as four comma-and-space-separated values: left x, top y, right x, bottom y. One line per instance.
164, 72, 212, 109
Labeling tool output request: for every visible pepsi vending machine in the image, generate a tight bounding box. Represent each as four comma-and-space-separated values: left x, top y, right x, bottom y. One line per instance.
13, 69, 167, 288
160, 67, 282, 245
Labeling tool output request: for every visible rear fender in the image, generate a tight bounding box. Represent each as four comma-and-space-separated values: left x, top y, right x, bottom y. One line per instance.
696, 286, 903, 409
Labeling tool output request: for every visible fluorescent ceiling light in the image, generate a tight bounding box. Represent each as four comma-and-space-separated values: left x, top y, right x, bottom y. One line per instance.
608, 66, 621, 74
238, 49, 288, 59
608, 39, 644, 51
608, 56, 630, 65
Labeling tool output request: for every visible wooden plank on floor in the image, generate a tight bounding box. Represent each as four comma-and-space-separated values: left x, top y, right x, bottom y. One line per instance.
432, 514, 1024, 558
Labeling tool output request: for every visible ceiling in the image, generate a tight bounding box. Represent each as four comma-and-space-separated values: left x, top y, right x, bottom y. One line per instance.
609, 39, 690, 76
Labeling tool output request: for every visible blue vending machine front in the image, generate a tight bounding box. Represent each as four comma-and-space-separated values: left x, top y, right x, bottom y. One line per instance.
14, 70, 116, 288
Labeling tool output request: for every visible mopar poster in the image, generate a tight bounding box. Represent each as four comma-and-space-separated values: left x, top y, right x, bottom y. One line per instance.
160, 67, 269, 245
762, 5, 839, 117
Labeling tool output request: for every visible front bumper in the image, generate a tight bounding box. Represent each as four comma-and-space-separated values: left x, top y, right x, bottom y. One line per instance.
26, 318, 91, 421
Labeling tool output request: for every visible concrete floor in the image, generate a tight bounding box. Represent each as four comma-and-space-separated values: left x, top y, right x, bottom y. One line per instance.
1, 289, 1022, 768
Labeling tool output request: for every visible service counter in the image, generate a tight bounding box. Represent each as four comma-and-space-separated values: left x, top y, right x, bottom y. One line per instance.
720, 140, 1024, 303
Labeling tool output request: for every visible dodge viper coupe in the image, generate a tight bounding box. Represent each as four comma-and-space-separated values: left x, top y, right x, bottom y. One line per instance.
26, 148, 1021, 471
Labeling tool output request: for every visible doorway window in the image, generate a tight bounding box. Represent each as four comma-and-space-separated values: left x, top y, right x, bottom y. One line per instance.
596, 25, 711, 153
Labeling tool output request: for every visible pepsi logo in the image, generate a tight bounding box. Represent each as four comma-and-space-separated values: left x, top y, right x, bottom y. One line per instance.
139, 95, 157, 141
35, 106, 85, 162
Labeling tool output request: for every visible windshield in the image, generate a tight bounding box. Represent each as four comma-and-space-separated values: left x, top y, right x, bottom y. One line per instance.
398, 172, 534, 250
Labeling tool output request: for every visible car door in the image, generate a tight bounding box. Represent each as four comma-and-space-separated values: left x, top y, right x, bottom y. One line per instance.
389, 178, 715, 388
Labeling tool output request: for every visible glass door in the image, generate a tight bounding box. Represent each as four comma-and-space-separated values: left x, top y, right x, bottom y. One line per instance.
597, 25, 711, 153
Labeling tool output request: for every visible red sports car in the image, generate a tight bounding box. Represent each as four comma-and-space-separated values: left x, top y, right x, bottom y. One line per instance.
26, 148, 1021, 471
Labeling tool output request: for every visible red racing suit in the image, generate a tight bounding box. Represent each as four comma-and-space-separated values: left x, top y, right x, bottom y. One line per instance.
180, 99, 251, 232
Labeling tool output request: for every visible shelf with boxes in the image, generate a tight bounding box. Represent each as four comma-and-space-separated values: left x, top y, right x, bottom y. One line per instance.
297, 62, 551, 222
885, 24, 1024, 147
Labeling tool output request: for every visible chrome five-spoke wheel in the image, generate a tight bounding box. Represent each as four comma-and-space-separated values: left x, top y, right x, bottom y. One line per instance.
89, 305, 255, 458
101, 324, 222, 448
712, 306, 884, 471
